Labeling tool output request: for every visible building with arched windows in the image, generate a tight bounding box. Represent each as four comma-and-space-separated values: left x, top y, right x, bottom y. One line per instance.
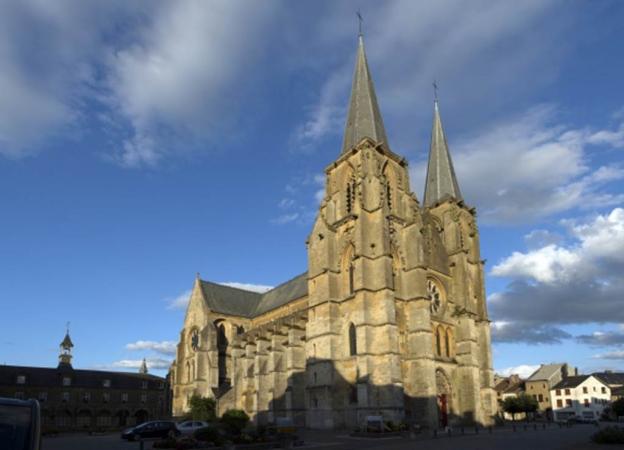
171, 35, 496, 430
0, 331, 170, 431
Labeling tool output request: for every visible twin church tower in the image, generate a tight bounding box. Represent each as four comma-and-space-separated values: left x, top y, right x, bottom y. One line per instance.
171, 35, 496, 429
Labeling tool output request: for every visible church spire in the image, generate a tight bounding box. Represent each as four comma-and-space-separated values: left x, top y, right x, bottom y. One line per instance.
423, 97, 463, 207
139, 358, 148, 374
341, 35, 389, 154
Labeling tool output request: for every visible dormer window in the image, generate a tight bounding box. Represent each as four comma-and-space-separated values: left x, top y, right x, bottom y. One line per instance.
16, 375, 26, 385
62, 377, 71, 386
102, 379, 111, 388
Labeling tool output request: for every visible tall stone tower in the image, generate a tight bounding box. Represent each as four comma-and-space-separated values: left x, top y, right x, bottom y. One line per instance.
305, 35, 495, 428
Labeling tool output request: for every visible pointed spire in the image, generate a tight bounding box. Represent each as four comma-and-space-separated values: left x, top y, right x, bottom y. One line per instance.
424, 98, 463, 207
139, 358, 148, 374
341, 35, 389, 154
58, 326, 74, 369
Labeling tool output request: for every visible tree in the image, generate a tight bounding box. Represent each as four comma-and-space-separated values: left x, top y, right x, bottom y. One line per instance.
220, 409, 249, 435
502, 397, 522, 421
517, 394, 539, 420
189, 395, 216, 422
612, 398, 624, 419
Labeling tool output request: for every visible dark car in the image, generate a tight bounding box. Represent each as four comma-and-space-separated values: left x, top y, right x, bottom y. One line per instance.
121, 421, 180, 441
0, 397, 41, 450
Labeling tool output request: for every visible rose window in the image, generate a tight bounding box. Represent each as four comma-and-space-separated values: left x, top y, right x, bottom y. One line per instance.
428, 279, 443, 314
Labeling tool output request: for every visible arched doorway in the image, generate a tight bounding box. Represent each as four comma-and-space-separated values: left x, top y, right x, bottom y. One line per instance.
436, 369, 452, 428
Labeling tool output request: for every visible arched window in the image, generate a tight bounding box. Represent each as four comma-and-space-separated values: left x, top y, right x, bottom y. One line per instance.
348, 261, 355, 294
349, 323, 357, 356
435, 326, 443, 357
186, 361, 190, 383
342, 244, 356, 297
445, 328, 453, 358
216, 322, 229, 386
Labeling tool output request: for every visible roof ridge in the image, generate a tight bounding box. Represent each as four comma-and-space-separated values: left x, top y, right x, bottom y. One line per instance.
260, 271, 308, 297
200, 279, 263, 296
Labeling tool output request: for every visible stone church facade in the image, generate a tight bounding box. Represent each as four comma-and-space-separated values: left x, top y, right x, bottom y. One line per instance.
171, 35, 496, 430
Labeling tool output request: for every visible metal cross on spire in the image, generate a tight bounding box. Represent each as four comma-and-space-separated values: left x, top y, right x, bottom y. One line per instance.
433, 80, 439, 102
66, 321, 70, 334
356, 11, 364, 36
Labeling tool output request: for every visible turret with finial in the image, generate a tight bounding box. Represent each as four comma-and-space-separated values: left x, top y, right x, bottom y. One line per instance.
58, 322, 74, 369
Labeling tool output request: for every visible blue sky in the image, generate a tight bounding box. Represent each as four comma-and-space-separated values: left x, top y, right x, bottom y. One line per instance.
1, 1, 624, 379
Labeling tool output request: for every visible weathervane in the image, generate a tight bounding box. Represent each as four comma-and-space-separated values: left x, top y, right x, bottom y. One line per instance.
433, 80, 439, 102
66, 321, 70, 334
357, 11, 364, 36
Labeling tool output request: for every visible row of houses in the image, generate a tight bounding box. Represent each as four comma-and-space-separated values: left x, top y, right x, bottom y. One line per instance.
495, 363, 624, 421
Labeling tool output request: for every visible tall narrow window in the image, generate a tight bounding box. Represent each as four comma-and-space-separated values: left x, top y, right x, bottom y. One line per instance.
436, 327, 442, 357
217, 323, 228, 386
348, 262, 355, 294
445, 328, 451, 357
349, 323, 357, 356
386, 183, 392, 209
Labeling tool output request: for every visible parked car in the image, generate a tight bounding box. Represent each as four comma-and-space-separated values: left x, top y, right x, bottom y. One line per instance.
121, 421, 180, 441
0, 397, 41, 450
176, 420, 209, 435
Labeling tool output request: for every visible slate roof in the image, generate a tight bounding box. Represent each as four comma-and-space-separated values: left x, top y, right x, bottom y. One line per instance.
552, 375, 598, 390
527, 363, 566, 381
199, 272, 308, 318
0, 365, 165, 390
592, 372, 624, 387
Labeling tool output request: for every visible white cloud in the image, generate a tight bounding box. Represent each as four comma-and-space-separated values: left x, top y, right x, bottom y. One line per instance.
104, 1, 277, 167
271, 213, 300, 225
592, 351, 624, 361
0, 1, 276, 164
491, 320, 571, 344
492, 208, 624, 283
496, 364, 540, 379
126, 340, 177, 356
166, 289, 192, 310
218, 282, 272, 293
588, 122, 624, 149
110, 358, 172, 370
411, 106, 624, 223
524, 229, 562, 249
488, 208, 624, 338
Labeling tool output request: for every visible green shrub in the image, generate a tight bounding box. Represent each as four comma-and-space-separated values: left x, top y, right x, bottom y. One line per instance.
592, 426, 624, 444
189, 395, 216, 422
220, 409, 250, 435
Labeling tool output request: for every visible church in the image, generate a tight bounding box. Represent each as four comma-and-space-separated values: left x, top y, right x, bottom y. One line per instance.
170, 35, 496, 430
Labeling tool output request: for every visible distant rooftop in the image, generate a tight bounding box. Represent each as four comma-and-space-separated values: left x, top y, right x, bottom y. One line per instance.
527, 363, 567, 381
